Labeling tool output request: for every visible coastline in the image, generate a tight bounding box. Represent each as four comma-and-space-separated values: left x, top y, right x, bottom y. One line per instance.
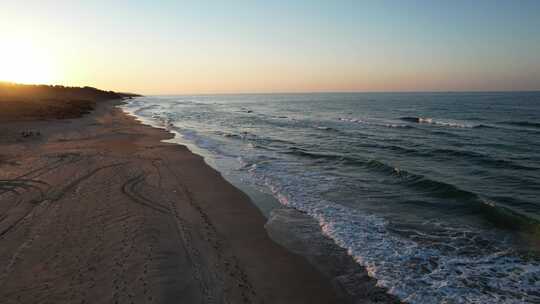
0, 97, 401, 303
122, 98, 401, 304
0, 98, 338, 303
119, 93, 540, 303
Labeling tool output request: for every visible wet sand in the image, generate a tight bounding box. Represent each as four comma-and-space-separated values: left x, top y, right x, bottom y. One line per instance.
0, 99, 339, 303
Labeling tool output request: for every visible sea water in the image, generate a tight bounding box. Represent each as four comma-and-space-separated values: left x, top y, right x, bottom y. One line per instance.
122, 92, 540, 303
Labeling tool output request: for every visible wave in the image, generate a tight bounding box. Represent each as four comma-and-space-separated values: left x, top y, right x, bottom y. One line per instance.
132, 104, 162, 116
500, 120, 540, 129
361, 160, 479, 199
279, 149, 539, 228
284, 147, 346, 161
401, 116, 434, 124
253, 165, 540, 303
376, 168, 540, 231
474, 123, 540, 135
473, 124, 497, 129
426, 148, 538, 171
214, 130, 298, 148
352, 163, 538, 230
171, 100, 197, 106
314, 125, 340, 132
286, 143, 537, 172
338, 117, 413, 129
400, 116, 474, 128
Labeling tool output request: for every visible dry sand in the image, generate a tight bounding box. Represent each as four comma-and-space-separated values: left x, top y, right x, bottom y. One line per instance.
0, 99, 340, 303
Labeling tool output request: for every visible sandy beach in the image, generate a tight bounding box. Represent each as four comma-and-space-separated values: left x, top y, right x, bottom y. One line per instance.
0, 98, 342, 304
3, 2, 538, 302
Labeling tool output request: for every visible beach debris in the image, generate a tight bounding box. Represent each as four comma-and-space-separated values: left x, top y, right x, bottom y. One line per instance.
21, 130, 41, 138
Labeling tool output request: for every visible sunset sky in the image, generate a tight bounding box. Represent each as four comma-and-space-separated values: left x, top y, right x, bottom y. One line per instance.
1, 0, 539, 94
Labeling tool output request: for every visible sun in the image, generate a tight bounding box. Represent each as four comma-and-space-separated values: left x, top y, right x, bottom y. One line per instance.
0, 38, 58, 85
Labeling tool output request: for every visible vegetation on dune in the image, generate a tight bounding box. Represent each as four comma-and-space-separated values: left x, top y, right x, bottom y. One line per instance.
0, 82, 139, 121
0, 82, 138, 102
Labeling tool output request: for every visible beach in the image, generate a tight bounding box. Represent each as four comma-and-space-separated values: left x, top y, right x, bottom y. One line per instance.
0, 96, 400, 304
2, 1, 539, 302
7, 90, 538, 304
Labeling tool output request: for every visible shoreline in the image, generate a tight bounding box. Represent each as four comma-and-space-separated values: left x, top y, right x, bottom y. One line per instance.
0, 97, 401, 303
121, 98, 400, 304
0, 98, 339, 303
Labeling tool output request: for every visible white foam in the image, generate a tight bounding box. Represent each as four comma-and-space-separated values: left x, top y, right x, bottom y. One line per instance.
250, 166, 540, 303
338, 117, 410, 129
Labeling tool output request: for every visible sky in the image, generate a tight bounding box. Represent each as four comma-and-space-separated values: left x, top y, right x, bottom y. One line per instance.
1, 0, 539, 94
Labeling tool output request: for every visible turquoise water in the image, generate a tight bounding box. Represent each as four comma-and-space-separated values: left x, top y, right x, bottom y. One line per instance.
123, 92, 540, 303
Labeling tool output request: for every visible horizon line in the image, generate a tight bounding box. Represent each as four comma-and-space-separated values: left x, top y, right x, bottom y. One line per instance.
144, 89, 540, 97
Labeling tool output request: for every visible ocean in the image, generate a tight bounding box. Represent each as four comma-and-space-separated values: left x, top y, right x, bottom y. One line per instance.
122, 92, 540, 303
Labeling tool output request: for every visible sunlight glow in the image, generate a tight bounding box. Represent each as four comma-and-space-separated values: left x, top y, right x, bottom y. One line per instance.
0, 38, 58, 85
